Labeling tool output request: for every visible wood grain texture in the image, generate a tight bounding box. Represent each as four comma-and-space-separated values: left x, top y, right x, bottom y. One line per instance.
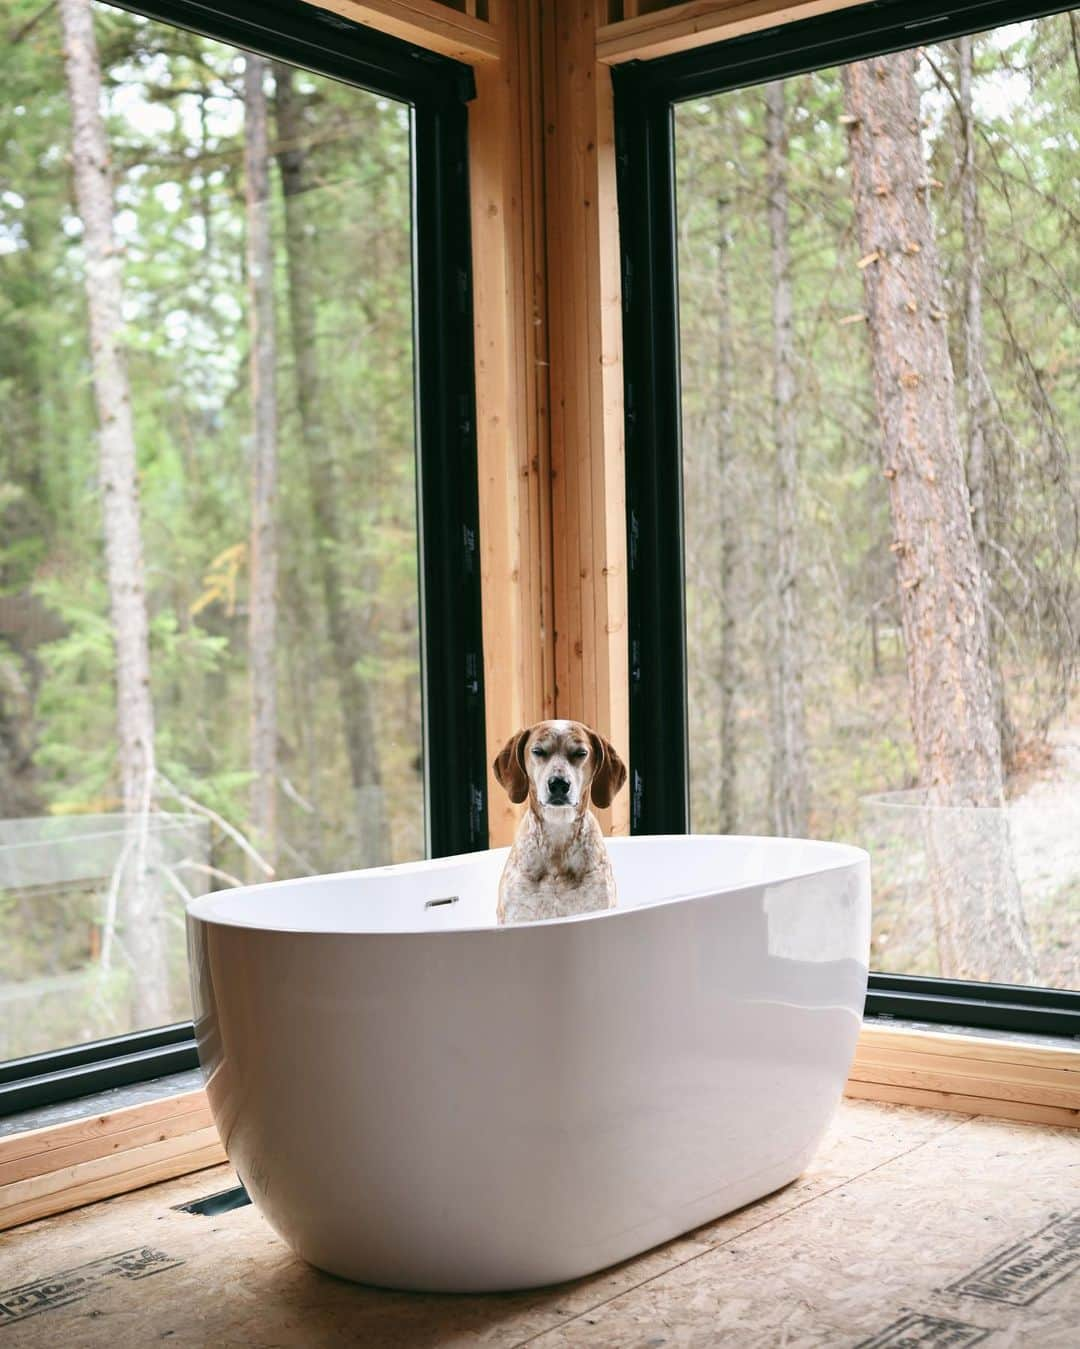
304, 0, 498, 62
0, 1141, 226, 1231
849, 1064, 1078, 1112
0, 1089, 209, 1168
848, 1023, 1080, 1127
844, 1079, 1079, 1128
0, 1103, 213, 1187
597, 0, 866, 62
0, 1090, 224, 1232
542, 1, 630, 834
857, 1022, 1080, 1073
0, 1127, 223, 1210
470, 2, 555, 846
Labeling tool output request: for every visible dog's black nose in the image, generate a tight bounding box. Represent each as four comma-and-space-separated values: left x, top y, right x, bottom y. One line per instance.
548, 775, 570, 800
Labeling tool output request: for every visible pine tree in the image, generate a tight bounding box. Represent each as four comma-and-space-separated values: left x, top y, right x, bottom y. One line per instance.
843, 50, 1034, 981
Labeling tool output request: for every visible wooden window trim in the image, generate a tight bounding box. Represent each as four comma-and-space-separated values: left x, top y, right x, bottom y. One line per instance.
597, 0, 868, 64
0, 1091, 226, 1232
305, 0, 499, 62
848, 1025, 1080, 1130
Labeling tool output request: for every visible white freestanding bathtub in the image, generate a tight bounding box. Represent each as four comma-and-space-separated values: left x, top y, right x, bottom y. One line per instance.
186, 835, 870, 1292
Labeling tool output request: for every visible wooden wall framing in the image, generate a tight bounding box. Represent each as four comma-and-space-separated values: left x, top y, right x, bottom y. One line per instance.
847, 1025, 1080, 1130
306, 0, 864, 857
309, 0, 498, 62
467, 0, 633, 842
597, 0, 866, 63
0, 1091, 226, 1232
540, 1, 630, 836
469, 4, 557, 846
303, 0, 860, 844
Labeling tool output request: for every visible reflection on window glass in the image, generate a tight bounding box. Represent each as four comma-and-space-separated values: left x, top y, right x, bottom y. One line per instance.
675, 13, 1078, 989
0, 0, 421, 1056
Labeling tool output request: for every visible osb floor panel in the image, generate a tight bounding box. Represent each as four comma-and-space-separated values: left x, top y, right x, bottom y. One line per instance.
1, 1100, 1076, 1347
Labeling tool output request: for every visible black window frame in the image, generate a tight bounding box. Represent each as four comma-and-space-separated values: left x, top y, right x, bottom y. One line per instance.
2, 0, 487, 1116
614, 0, 1080, 1039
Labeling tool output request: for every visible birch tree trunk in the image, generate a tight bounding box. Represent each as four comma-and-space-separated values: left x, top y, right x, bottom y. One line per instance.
764, 80, 808, 837
843, 52, 1034, 982
957, 35, 1015, 772
273, 62, 387, 867
715, 193, 739, 834
59, 0, 170, 1027
244, 54, 279, 873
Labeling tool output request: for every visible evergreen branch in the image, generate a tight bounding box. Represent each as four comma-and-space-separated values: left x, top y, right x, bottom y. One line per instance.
9, 0, 57, 45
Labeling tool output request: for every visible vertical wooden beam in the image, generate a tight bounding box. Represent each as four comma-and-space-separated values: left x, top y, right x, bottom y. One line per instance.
542, 0, 630, 833
470, 2, 555, 846
470, 0, 629, 843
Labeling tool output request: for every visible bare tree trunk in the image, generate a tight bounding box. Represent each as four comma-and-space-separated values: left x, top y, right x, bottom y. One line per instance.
59, 0, 170, 1027
244, 54, 279, 873
715, 193, 738, 834
870, 605, 882, 678
843, 52, 1034, 983
956, 35, 1015, 773
764, 80, 808, 837
272, 62, 387, 867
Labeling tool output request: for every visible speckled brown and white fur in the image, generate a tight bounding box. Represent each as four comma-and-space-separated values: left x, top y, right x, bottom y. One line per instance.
493, 720, 627, 924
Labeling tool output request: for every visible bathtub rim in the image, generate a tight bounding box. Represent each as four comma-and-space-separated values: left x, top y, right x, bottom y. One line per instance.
185, 833, 869, 937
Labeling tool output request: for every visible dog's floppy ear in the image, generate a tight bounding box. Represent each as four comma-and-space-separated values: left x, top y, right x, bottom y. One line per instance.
493, 729, 531, 804
588, 731, 627, 809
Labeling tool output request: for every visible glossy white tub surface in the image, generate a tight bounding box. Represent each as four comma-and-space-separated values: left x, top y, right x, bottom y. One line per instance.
187, 834, 870, 1292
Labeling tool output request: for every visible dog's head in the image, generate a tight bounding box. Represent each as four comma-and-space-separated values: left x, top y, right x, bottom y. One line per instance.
493, 720, 627, 813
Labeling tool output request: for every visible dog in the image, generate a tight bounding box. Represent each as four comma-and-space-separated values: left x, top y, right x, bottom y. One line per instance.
493, 720, 627, 923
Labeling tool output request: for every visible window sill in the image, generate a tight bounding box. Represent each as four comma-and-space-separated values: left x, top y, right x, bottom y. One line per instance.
0, 1079, 225, 1233
847, 1019, 1080, 1128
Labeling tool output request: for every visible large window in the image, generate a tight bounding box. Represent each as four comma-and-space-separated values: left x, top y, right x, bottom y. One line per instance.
0, 0, 484, 1072
616, 1, 1078, 1024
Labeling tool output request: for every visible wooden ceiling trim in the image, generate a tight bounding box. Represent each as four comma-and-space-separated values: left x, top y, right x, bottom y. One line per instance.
305, 0, 499, 64
598, 0, 866, 64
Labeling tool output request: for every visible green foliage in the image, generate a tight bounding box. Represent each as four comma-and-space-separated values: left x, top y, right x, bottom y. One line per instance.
0, 4, 1077, 1051
677, 17, 1078, 843
0, 1, 429, 1054
2, 5, 424, 896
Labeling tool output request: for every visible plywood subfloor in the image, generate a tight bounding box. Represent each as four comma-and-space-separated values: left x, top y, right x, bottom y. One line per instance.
0, 1099, 1076, 1346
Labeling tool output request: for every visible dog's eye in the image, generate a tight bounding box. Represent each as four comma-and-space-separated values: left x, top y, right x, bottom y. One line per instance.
571, 747, 588, 759
531, 746, 547, 758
